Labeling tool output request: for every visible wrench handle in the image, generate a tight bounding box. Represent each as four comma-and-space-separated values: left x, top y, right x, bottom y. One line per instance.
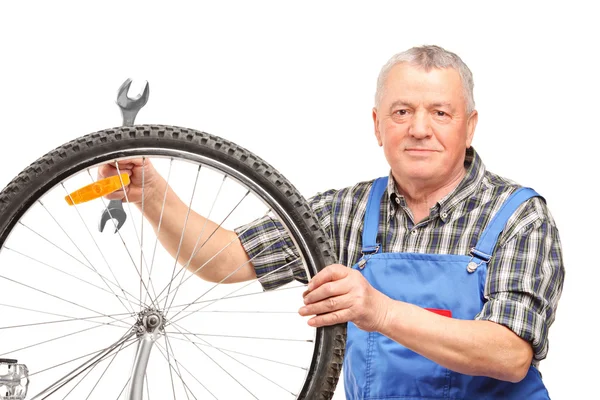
108, 199, 125, 211
121, 109, 139, 127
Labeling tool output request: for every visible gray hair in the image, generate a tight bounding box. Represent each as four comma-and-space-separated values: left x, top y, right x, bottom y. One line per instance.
375, 45, 475, 114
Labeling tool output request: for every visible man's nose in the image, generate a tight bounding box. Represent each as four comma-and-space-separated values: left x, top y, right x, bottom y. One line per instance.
408, 111, 432, 139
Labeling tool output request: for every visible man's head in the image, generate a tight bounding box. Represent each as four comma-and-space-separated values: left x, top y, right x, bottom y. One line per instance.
373, 45, 478, 191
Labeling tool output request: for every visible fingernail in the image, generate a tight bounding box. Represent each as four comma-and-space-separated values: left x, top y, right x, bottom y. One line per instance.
298, 307, 306, 315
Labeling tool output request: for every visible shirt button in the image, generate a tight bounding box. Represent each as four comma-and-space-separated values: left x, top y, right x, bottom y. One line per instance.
441, 212, 448, 219
395, 196, 401, 205
411, 230, 417, 235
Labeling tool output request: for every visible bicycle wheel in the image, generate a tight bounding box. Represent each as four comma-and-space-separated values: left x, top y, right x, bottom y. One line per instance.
0, 125, 345, 399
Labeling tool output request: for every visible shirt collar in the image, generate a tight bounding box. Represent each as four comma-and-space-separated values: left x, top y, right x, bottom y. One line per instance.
387, 147, 486, 222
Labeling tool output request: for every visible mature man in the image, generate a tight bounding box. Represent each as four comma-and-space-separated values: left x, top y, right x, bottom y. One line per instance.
101, 45, 564, 399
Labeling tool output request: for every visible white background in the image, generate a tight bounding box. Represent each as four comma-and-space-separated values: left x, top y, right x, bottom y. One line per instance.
0, 1, 598, 399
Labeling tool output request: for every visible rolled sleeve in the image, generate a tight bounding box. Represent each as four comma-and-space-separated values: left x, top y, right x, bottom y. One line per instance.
475, 204, 565, 362
234, 190, 337, 291
235, 215, 307, 291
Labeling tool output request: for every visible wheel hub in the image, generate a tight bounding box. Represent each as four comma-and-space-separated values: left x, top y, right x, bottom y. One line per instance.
135, 308, 166, 336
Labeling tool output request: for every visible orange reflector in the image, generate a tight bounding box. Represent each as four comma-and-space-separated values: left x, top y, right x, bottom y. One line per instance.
65, 173, 131, 205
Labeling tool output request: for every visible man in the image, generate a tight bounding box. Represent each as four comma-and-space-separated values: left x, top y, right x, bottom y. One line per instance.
101, 45, 564, 399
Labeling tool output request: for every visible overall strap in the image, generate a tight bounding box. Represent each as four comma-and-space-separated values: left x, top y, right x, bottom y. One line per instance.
361, 177, 388, 254
471, 187, 543, 262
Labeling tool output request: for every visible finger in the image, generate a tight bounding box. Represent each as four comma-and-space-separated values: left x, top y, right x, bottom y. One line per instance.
304, 279, 350, 305
307, 264, 349, 292
299, 293, 352, 316
97, 162, 136, 179
97, 164, 118, 179
307, 309, 352, 328
104, 190, 126, 201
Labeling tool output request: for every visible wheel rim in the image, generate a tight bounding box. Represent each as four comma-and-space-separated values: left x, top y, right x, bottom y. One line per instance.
0, 146, 325, 399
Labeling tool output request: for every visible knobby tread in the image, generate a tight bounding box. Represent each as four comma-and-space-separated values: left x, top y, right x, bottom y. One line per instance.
0, 124, 346, 399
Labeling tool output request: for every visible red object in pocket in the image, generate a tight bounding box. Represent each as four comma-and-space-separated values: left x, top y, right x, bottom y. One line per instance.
425, 308, 452, 318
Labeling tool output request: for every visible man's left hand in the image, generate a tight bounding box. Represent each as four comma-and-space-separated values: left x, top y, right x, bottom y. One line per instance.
298, 264, 390, 331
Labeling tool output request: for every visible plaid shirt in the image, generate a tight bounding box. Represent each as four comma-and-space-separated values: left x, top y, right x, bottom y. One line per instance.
236, 147, 565, 362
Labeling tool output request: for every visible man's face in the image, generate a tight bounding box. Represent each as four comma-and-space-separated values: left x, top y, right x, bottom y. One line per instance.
373, 63, 478, 188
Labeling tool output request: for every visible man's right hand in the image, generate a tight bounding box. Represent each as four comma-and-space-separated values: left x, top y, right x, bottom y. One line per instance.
97, 159, 164, 205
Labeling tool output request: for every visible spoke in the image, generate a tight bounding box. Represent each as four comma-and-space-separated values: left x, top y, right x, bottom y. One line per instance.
167, 324, 259, 399
168, 285, 306, 311
29, 336, 137, 378
155, 339, 199, 400
169, 256, 300, 325
31, 330, 136, 399
166, 333, 307, 370
170, 323, 297, 397
16, 222, 147, 308
155, 190, 252, 306
172, 310, 298, 314
60, 348, 106, 399
55, 190, 138, 315
112, 162, 158, 306
116, 377, 132, 400
160, 209, 275, 319
160, 218, 257, 314
4, 246, 146, 310
145, 158, 173, 306
39, 199, 138, 315
165, 331, 312, 343
163, 164, 202, 310
83, 336, 128, 400
163, 174, 226, 313
0, 302, 129, 325
155, 340, 220, 400
47, 339, 136, 400
61, 335, 128, 400
165, 333, 193, 400
0, 274, 134, 326
0, 314, 132, 357
163, 334, 178, 400
0, 312, 131, 331
167, 235, 285, 322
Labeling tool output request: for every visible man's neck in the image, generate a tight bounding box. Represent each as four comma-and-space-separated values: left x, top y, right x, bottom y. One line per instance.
394, 168, 466, 223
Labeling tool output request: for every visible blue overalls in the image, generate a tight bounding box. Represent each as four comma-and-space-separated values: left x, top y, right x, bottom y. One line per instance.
343, 177, 550, 400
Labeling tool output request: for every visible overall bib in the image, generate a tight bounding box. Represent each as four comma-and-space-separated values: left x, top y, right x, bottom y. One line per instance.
343, 177, 550, 400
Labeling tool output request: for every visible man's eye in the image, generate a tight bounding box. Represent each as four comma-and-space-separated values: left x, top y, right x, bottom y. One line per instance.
395, 110, 408, 115
436, 111, 447, 117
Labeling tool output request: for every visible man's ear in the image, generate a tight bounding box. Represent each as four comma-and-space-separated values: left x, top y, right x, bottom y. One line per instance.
466, 109, 478, 148
373, 108, 383, 147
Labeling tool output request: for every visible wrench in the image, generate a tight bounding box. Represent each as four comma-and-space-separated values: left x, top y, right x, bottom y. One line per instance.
98, 199, 128, 233
98, 78, 150, 233
117, 78, 150, 127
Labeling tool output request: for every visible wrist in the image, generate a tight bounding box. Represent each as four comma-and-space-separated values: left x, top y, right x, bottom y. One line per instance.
374, 293, 393, 333
135, 179, 166, 213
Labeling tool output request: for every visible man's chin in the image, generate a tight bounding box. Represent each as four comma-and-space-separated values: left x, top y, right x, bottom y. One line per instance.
394, 168, 436, 183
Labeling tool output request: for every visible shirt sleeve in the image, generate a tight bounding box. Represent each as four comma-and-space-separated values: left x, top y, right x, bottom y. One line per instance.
234, 189, 337, 291
475, 197, 565, 362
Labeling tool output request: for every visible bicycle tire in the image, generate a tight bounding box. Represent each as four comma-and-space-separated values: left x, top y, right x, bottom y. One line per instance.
0, 124, 346, 399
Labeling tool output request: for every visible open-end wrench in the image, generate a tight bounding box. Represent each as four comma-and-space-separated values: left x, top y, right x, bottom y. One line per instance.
98, 78, 150, 233
98, 199, 128, 233
117, 78, 150, 127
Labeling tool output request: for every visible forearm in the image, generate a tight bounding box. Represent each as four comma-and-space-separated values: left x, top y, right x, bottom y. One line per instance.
378, 297, 533, 382
136, 179, 256, 283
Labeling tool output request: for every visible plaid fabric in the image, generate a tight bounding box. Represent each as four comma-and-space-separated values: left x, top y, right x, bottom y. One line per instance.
235, 147, 564, 362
